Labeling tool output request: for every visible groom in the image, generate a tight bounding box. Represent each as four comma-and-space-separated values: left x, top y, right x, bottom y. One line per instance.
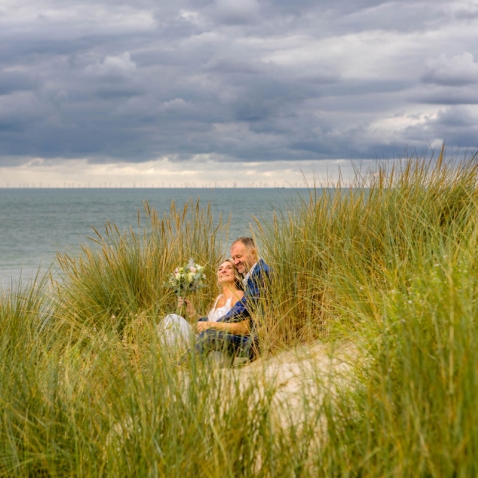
195, 236, 271, 361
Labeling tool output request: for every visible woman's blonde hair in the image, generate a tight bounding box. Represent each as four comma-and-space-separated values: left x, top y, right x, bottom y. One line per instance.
217, 258, 243, 290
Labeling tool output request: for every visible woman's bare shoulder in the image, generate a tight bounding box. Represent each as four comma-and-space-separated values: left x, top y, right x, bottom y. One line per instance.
212, 294, 223, 307
232, 290, 244, 303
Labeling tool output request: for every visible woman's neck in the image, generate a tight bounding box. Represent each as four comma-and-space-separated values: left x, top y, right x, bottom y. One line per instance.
221, 283, 238, 298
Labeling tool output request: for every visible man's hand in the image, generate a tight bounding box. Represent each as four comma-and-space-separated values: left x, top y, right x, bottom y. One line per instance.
196, 321, 213, 333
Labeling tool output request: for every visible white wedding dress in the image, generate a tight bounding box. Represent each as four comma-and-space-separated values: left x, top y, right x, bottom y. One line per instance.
157, 295, 232, 350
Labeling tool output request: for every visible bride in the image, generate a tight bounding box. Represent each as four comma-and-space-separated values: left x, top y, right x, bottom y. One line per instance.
157, 258, 246, 351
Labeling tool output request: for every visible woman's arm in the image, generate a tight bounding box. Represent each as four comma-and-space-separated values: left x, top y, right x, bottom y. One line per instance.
178, 297, 200, 324
196, 319, 250, 335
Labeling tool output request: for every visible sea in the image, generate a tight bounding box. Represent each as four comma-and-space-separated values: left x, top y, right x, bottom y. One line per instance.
0, 188, 306, 288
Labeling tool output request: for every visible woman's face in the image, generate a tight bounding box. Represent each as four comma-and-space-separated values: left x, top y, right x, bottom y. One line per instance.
217, 261, 236, 284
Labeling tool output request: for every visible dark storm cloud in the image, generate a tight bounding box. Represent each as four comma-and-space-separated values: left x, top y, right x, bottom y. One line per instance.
0, 0, 477, 166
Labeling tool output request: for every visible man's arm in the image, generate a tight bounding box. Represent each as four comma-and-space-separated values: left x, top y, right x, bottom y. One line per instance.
196, 318, 250, 335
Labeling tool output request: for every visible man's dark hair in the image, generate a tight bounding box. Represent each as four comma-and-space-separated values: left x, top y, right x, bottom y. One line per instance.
232, 237, 256, 250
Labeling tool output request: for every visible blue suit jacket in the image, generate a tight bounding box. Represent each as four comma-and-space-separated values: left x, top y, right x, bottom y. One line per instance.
216, 258, 271, 327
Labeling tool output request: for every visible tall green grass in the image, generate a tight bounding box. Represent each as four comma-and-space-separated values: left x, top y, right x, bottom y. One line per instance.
54, 200, 227, 339
1, 148, 478, 476
258, 150, 478, 348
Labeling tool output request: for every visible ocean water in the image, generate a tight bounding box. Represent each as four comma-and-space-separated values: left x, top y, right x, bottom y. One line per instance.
0, 188, 305, 286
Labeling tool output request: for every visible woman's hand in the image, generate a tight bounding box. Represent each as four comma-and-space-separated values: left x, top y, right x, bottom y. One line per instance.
178, 297, 197, 318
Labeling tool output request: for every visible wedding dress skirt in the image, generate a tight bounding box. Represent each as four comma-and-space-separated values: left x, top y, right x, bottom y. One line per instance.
157, 314, 194, 349
157, 295, 232, 351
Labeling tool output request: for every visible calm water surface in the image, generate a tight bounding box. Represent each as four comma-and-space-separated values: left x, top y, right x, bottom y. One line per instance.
0, 188, 305, 286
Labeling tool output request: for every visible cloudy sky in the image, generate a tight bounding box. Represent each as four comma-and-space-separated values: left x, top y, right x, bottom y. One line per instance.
1, 0, 477, 187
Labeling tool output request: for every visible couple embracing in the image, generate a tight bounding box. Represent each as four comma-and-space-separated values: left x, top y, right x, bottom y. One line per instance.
158, 237, 271, 364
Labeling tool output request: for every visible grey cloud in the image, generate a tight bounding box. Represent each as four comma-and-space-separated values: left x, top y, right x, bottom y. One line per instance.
83, 53, 137, 79
203, 57, 273, 75
239, 0, 451, 37
258, 0, 390, 18
337, 1, 451, 33
454, 6, 478, 21
433, 106, 477, 128
421, 53, 478, 86
0, 0, 478, 167
413, 88, 478, 105
296, 71, 342, 85
402, 106, 478, 149
0, 71, 39, 95
210, 0, 260, 25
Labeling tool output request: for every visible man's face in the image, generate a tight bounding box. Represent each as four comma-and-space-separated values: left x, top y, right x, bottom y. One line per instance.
230, 242, 256, 275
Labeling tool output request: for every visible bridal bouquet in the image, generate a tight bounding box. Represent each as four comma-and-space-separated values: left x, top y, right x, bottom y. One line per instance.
164, 258, 206, 296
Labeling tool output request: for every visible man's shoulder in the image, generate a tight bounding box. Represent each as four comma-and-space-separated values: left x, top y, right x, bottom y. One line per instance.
254, 258, 271, 274
250, 259, 271, 280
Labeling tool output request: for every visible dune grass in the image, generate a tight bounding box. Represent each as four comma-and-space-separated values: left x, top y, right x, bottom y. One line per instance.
53, 199, 227, 340
1, 148, 478, 476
